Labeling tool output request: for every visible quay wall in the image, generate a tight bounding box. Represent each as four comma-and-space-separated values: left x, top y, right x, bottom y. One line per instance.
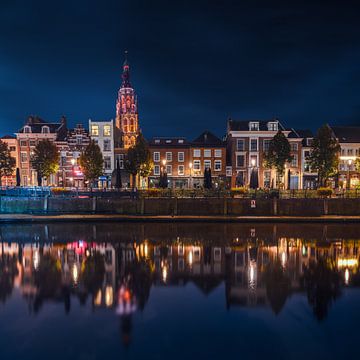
1, 196, 360, 216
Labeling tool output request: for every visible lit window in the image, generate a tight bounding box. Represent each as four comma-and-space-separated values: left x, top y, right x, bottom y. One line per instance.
193, 149, 201, 157
103, 125, 111, 136
166, 152, 172, 162
178, 165, 184, 175
214, 149, 222, 157
193, 160, 201, 170
214, 160, 221, 171
154, 165, 160, 175
91, 125, 99, 136
153, 152, 160, 162
178, 152, 184, 162
204, 149, 211, 157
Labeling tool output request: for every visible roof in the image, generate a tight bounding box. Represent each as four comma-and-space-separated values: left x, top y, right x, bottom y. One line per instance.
149, 137, 190, 147
330, 126, 360, 143
192, 131, 225, 147
227, 119, 286, 132
0, 135, 16, 140
294, 129, 313, 138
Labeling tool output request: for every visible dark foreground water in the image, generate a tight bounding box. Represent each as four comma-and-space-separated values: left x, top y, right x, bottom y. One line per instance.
1, 222, 360, 360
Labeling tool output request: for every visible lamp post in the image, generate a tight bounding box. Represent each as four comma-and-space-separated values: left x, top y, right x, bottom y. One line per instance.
347, 159, 352, 190
189, 162, 193, 189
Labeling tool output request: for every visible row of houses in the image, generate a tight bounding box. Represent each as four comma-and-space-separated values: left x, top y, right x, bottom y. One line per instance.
1, 56, 360, 189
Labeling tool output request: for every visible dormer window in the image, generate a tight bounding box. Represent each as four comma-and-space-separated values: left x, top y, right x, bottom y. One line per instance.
165, 139, 172, 143
267, 122, 278, 131
154, 139, 160, 144
41, 126, 50, 134
249, 122, 259, 131
24, 126, 31, 134
178, 139, 184, 144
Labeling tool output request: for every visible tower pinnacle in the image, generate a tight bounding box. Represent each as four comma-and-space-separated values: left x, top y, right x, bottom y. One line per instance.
121, 50, 131, 88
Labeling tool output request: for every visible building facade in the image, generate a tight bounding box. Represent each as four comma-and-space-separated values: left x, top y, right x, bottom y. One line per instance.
89, 119, 115, 188
0, 135, 18, 186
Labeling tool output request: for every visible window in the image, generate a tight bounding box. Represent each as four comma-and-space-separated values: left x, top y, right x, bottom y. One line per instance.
178, 165, 184, 175
291, 154, 298, 167
348, 149, 353, 155
103, 139, 111, 151
178, 152, 184, 162
250, 139, 258, 151
267, 122, 278, 131
61, 156, 67, 167
91, 125, 99, 136
166, 165, 172, 175
263, 139, 271, 152
154, 139, 160, 144
41, 126, 49, 134
21, 152, 27, 163
165, 139, 172, 144
116, 154, 124, 169
193, 160, 201, 170
250, 155, 257, 167
178, 139, 184, 144
193, 149, 201, 157
24, 126, 31, 133
9, 146, 16, 152
20, 140, 27, 147
204, 149, 211, 157
236, 155, 245, 168
154, 165, 160, 175
264, 171, 271, 188
204, 160, 211, 169
103, 125, 111, 136
290, 143, 298, 151
153, 152, 160, 162
306, 138, 313, 147
226, 166, 232, 176
76, 137, 82, 145
236, 139, 245, 151
249, 122, 259, 131
166, 152, 172, 162
104, 156, 111, 170
214, 160, 221, 171
214, 149, 222, 157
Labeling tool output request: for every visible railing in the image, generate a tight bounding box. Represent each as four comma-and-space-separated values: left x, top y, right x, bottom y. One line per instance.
0, 186, 51, 197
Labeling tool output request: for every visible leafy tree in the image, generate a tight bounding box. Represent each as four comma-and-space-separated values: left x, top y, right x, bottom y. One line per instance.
307, 124, 340, 187
124, 133, 153, 188
0, 140, 16, 184
79, 140, 104, 187
263, 130, 293, 188
31, 139, 60, 186
355, 157, 360, 173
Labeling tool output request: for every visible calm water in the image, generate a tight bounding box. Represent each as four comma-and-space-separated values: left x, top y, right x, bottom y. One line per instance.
1, 222, 360, 360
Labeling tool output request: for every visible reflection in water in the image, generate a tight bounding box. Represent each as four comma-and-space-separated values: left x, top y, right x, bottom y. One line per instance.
1, 223, 360, 349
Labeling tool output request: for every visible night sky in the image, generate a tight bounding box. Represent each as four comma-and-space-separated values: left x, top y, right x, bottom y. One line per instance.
1, 0, 359, 139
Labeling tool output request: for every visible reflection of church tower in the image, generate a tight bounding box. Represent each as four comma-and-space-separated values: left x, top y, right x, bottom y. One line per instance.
115, 51, 139, 149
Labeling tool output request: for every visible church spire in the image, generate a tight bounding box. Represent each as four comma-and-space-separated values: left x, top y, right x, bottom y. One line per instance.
121, 50, 131, 88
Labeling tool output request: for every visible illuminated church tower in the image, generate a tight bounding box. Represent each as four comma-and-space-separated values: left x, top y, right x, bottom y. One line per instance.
116, 52, 139, 149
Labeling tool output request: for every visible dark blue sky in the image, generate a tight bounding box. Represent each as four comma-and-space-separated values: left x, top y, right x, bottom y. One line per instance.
0, 0, 359, 139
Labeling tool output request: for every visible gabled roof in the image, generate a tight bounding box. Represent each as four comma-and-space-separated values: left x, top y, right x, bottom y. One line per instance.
0, 135, 16, 140
227, 119, 286, 132
330, 126, 360, 143
192, 131, 224, 147
294, 129, 313, 138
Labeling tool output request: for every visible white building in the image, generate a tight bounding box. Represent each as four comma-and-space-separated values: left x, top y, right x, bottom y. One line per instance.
89, 119, 115, 188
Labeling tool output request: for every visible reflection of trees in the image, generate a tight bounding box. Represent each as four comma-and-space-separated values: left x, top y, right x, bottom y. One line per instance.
33, 254, 62, 313
264, 260, 291, 315
81, 252, 105, 295
301, 258, 341, 321
0, 252, 18, 304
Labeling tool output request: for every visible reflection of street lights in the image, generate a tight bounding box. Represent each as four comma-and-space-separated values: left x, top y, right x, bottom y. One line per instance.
189, 162, 193, 189
347, 159, 352, 190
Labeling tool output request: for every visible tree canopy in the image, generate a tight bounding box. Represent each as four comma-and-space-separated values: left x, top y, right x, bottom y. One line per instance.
124, 133, 153, 187
0, 140, 16, 182
307, 124, 340, 187
79, 140, 104, 185
31, 139, 59, 185
263, 130, 292, 185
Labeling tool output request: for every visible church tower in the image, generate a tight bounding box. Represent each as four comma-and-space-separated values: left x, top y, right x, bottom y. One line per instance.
115, 52, 139, 149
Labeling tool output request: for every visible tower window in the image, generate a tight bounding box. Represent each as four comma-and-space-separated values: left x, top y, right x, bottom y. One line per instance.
103, 125, 111, 136
91, 125, 99, 136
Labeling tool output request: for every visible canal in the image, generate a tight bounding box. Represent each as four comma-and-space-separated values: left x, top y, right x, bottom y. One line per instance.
0, 222, 360, 359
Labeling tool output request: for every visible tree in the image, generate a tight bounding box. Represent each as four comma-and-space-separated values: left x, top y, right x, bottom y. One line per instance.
263, 130, 293, 188
31, 139, 59, 186
355, 157, 360, 173
79, 140, 104, 187
124, 133, 153, 188
0, 140, 16, 185
307, 124, 340, 187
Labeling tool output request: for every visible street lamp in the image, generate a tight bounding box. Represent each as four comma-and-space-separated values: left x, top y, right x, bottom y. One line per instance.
189, 162, 193, 189
347, 159, 352, 190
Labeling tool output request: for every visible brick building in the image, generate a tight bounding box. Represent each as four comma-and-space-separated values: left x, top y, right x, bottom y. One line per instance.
0, 135, 18, 186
